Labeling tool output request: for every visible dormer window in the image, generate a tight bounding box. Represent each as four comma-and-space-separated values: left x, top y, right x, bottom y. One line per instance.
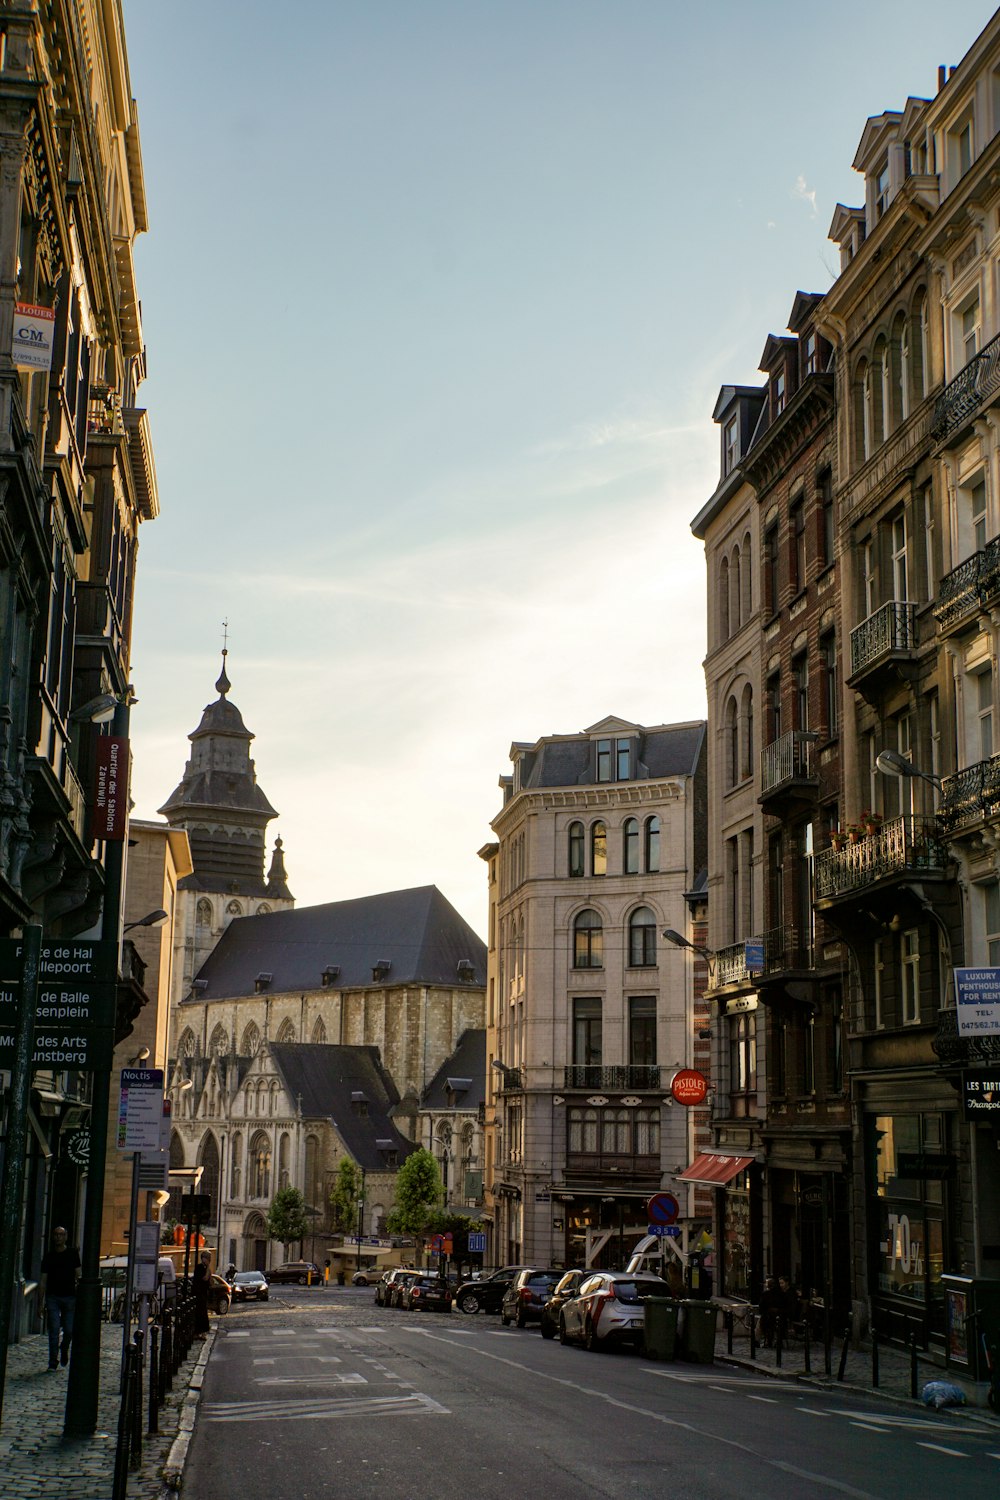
351, 1091, 369, 1116
773, 371, 785, 416
803, 333, 818, 378
321, 965, 340, 987
724, 414, 739, 475
254, 972, 272, 993
372, 959, 391, 982
875, 161, 890, 220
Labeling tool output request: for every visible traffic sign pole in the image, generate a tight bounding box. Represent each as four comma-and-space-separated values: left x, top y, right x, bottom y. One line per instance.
0, 924, 41, 1432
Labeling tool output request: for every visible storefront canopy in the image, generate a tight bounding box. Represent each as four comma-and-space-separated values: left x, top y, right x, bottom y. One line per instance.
678, 1152, 754, 1186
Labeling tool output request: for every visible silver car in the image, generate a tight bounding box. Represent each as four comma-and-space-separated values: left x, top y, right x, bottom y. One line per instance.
558, 1271, 669, 1351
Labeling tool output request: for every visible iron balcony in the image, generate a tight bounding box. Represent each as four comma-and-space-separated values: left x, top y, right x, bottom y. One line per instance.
562, 1064, 661, 1091
938, 754, 1000, 834
813, 815, 945, 904
849, 600, 917, 688
933, 537, 1000, 636
931, 330, 1000, 446
760, 729, 818, 810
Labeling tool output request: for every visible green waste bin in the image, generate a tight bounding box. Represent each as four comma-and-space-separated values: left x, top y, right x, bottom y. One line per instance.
643, 1298, 679, 1360
679, 1300, 717, 1363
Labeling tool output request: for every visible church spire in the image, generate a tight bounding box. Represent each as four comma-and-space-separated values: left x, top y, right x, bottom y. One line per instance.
266, 836, 292, 899
216, 620, 231, 697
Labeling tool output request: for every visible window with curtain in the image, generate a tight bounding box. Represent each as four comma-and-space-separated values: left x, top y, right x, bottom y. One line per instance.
573, 910, 603, 969
628, 907, 657, 966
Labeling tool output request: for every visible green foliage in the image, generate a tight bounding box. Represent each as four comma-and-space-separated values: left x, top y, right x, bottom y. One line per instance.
161, 1219, 179, 1246
424, 1210, 484, 1259
266, 1186, 309, 1248
384, 1148, 443, 1237
329, 1157, 362, 1231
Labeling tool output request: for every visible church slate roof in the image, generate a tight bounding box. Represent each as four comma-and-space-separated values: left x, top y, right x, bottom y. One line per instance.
268, 1043, 417, 1171
420, 1029, 486, 1110
187, 885, 486, 1000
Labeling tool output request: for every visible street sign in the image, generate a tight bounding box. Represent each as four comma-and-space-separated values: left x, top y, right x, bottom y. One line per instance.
670, 1069, 709, 1107
954, 968, 1000, 1036
117, 1069, 164, 1151
468, 1232, 486, 1253
180, 1193, 212, 1222
647, 1224, 682, 1238
0, 938, 118, 1072
647, 1192, 680, 1227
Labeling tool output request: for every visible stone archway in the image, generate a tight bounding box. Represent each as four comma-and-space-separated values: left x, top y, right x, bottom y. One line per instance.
243, 1211, 268, 1273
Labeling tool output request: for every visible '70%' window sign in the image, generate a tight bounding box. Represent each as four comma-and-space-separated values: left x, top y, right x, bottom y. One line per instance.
954, 968, 1000, 1036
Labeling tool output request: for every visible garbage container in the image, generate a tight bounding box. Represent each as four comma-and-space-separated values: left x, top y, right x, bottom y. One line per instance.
679, 1299, 716, 1363
643, 1298, 679, 1360
943, 1273, 1000, 1404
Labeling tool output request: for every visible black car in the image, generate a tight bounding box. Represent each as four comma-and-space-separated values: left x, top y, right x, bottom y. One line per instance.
231, 1270, 269, 1302
539, 1269, 587, 1339
401, 1275, 452, 1313
387, 1270, 422, 1308
266, 1260, 321, 1285
500, 1268, 562, 1327
375, 1268, 412, 1306
455, 1266, 529, 1315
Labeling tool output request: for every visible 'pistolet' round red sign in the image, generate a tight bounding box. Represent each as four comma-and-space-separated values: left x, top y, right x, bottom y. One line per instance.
671, 1068, 709, 1106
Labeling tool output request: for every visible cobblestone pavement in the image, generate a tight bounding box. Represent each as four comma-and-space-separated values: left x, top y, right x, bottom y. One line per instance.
0, 1319, 212, 1499
712, 1320, 1000, 1422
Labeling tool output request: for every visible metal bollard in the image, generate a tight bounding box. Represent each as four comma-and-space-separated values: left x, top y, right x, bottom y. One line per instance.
131, 1331, 144, 1469
726, 1310, 733, 1356
749, 1309, 757, 1361
149, 1323, 159, 1435
112, 1343, 137, 1500
775, 1316, 783, 1368
871, 1328, 879, 1388
837, 1326, 850, 1382
803, 1315, 811, 1375
824, 1304, 832, 1377
161, 1308, 173, 1395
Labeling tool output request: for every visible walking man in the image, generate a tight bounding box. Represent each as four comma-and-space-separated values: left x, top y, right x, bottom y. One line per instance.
39, 1225, 80, 1370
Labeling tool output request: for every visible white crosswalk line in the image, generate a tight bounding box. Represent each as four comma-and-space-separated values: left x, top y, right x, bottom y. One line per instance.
917, 1443, 968, 1458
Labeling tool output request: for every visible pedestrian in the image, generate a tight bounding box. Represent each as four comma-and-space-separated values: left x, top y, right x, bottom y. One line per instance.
757, 1276, 779, 1346
193, 1250, 211, 1336
38, 1225, 80, 1370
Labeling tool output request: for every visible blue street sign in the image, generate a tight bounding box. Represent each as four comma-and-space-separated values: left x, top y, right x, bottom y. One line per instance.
468, 1232, 487, 1254
647, 1225, 669, 1236
664, 1225, 682, 1238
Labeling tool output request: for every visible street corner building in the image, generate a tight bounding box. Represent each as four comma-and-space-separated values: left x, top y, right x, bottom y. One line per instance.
480, 716, 712, 1268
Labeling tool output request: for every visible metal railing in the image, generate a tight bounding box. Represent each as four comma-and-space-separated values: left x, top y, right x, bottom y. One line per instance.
932, 1006, 1000, 1065
934, 535, 1000, 632
813, 815, 944, 900
497, 1067, 523, 1091
939, 753, 1000, 832
760, 729, 817, 798
562, 1064, 661, 1090
850, 600, 917, 677
713, 926, 802, 987
931, 330, 1000, 443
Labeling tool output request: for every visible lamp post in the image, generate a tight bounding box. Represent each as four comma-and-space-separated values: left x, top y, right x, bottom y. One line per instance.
356, 1169, 366, 1279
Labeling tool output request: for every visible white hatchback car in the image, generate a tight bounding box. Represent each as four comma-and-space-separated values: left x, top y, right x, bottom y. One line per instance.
558, 1271, 670, 1351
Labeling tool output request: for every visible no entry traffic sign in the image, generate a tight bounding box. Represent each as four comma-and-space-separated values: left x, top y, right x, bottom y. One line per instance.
647, 1192, 679, 1227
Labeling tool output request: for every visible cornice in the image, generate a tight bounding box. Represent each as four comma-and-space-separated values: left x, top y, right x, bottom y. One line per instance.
742, 374, 835, 494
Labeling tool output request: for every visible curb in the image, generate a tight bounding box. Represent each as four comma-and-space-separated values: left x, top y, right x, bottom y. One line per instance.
714, 1352, 1000, 1430
161, 1330, 216, 1491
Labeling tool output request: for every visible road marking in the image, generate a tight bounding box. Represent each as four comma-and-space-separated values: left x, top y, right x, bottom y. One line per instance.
987, 1452, 1000, 1460
798, 1409, 832, 1417
746, 1395, 777, 1404
252, 1358, 275, 1366
255, 1374, 366, 1386
202, 1393, 449, 1423
917, 1443, 968, 1458
643, 1370, 803, 1392
358, 1327, 384, 1333
821, 1409, 972, 1434
850, 1423, 887, 1433
226, 1331, 250, 1338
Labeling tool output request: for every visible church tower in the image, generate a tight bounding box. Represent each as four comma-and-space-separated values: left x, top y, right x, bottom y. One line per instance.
160, 653, 294, 1011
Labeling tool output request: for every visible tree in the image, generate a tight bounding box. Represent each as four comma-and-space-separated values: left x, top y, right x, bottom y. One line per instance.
330, 1158, 362, 1232
384, 1148, 442, 1239
266, 1186, 309, 1254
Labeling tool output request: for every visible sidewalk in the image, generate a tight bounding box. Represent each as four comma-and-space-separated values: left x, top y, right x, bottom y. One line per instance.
0, 1320, 212, 1500
712, 1321, 1000, 1425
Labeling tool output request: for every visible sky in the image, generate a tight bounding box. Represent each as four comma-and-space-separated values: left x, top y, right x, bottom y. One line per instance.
122, 0, 997, 938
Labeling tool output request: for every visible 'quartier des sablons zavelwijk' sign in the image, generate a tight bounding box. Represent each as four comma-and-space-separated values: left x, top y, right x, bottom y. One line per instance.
0, 938, 117, 1070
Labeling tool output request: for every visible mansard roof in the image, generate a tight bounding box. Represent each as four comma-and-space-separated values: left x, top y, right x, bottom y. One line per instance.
510, 720, 705, 792
187, 885, 486, 999
268, 1042, 417, 1171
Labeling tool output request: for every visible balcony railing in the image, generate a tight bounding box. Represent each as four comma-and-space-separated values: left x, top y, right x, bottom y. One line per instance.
760, 729, 817, 799
934, 536, 1000, 633
939, 754, 1000, 833
713, 925, 803, 987
932, 1007, 1000, 1066
496, 1067, 523, 1091
850, 600, 917, 678
563, 1065, 661, 1091
814, 815, 944, 901
565, 1152, 660, 1179
932, 331, 1000, 444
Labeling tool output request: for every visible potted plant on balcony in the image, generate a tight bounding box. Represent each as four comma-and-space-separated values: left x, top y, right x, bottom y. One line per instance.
861, 810, 883, 836
829, 829, 847, 851
845, 822, 864, 844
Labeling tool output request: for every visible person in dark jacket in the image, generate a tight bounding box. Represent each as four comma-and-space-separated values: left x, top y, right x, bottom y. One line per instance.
193, 1251, 212, 1335
39, 1226, 80, 1370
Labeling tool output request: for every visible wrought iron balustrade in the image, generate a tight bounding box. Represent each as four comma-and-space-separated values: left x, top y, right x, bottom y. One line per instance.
934, 551, 983, 631
932, 1006, 1000, 1065
562, 1064, 661, 1090
814, 815, 944, 900
760, 729, 817, 798
850, 600, 917, 677
497, 1067, 523, 1091
932, 331, 1000, 443
939, 753, 1000, 832
712, 926, 802, 987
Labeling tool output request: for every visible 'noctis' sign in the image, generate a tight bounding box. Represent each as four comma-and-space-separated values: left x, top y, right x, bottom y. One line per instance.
671, 1068, 709, 1106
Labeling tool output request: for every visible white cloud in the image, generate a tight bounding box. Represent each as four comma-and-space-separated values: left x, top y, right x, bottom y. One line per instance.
792, 174, 818, 218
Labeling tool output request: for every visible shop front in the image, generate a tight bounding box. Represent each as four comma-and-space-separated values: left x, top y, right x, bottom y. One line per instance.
678, 1152, 759, 1299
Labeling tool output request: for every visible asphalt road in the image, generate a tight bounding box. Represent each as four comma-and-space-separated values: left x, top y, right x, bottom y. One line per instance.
185, 1286, 1000, 1500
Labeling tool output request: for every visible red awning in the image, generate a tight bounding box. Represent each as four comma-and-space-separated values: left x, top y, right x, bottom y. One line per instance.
678, 1152, 755, 1186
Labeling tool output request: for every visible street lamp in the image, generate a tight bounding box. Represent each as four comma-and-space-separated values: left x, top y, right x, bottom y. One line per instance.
123, 908, 168, 933
875, 748, 942, 789
662, 929, 717, 982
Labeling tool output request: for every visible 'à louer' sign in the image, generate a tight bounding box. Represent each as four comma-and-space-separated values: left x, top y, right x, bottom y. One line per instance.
954, 968, 1000, 1037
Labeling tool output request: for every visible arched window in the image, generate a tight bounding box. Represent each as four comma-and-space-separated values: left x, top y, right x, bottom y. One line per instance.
726, 696, 739, 787
742, 532, 752, 619
240, 1022, 260, 1056
591, 821, 607, 877
227, 900, 243, 917
732, 546, 742, 630
741, 684, 754, 781
874, 335, 889, 442
231, 1132, 243, 1197
208, 1023, 228, 1057
196, 898, 212, 929
278, 1132, 291, 1190
567, 1106, 600, 1153
573, 909, 603, 969
623, 818, 639, 874
645, 816, 660, 873
250, 1131, 271, 1199
628, 907, 657, 967
256, 1080, 268, 1116
275, 1017, 296, 1043
270, 1079, 280, 1113
176, 1027, 197, 1059
304, 1134, 322, 1210
890, 310, 908, 426
915, 288, 929, 398
197, 1133, 220, 1226
856, 359, 872, 463
719, 555, 730, 640
257, 903, 271, 915
568, 821, 585, 878
311, 1015, 328, 1044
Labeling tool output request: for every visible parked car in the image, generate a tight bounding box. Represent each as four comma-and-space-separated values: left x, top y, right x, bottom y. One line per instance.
455, 1266, 529, 1315
539, 1270, 587, 1339
387, 1270, 422, 1308
501, 1269, 563, 1328
375, 1268, 413, 1306
231, 1270, 269, 1303
266, 1260, 321, 1285
351, 1269, 372, 1286
209, 1273, 232, 1315
400, 1275, 452, 1314
558, 1271, 669, 1351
